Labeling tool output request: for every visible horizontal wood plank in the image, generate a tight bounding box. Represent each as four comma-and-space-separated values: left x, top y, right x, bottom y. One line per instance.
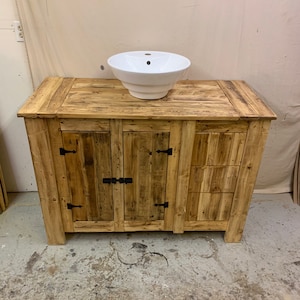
18, 77, 274, 121
124, 220, 164, 231
123, 120, 171, 132
60, 119, 110, 132
218, 80, 276, 119
74, 221, 115, 232
184, 220, 228, 231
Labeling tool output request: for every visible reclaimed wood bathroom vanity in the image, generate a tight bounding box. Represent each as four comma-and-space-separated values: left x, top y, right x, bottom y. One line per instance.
18, 78, 276, 244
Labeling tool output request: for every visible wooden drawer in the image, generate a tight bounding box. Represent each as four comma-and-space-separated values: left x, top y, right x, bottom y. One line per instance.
192, 131, 247, 167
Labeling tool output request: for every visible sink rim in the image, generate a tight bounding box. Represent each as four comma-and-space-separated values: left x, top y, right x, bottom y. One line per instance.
107, 50, 191, 75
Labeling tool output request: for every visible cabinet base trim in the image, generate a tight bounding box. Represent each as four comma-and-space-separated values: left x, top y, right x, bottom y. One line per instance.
124, 220, 164, 231
184, 221, 228, 231
73, 221, 115, 232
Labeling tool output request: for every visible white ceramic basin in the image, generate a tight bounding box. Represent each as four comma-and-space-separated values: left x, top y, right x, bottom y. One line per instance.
107, 51, 191, 99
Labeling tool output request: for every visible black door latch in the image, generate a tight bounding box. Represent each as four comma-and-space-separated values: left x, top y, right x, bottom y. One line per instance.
154, 202, 169, 208
103, 178, 133, 184
67, 203, 83, 209
60, 148, 76, 155
156, 148, 173, 155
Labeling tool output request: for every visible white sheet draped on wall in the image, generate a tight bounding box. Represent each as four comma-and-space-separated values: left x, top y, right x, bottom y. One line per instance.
16, 0, 300, 194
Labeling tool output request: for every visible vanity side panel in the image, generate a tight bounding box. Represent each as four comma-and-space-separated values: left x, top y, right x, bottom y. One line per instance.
225, 120, 271, 242
24, 118, 65, 244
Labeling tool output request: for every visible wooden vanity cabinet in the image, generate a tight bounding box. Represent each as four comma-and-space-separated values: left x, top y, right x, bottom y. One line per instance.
18, 78, 276, 244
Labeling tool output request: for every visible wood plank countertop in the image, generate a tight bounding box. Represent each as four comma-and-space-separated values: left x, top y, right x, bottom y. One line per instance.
18, 77, 277, 120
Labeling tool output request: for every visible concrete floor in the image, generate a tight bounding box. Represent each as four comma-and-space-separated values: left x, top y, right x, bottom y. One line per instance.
0, 193, 300, 300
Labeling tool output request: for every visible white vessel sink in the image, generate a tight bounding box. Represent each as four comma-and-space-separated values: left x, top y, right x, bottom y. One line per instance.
107, 51, 191, 99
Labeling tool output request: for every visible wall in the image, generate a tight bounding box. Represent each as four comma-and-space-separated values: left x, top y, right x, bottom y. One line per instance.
1, 0, 299, 193
0, 0, 36, 191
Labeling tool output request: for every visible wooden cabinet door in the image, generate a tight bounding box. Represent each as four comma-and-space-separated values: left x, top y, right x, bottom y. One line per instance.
60, 120, 173, 232
123, 131, 170, 227
185, 122, 248, 229
61, 131, 114, 227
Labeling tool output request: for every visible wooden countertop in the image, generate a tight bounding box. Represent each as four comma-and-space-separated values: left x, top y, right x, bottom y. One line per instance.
18, 77, 276, 120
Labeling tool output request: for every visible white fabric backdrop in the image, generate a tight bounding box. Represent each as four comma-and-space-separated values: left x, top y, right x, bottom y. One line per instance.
17, 0, 300, 193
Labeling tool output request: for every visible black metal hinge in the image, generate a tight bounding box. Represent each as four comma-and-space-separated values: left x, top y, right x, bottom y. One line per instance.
67, 203, 82, 209
154, 202, 169, 208
60, 148, 76, 155
103, 178, 133, 184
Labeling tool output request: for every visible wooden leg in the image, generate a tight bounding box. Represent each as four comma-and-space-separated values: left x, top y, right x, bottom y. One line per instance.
225, 120, 271, 242
25, 119, 66, 244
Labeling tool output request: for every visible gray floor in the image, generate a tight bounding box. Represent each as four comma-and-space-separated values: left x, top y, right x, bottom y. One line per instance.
0, 193, 300, 300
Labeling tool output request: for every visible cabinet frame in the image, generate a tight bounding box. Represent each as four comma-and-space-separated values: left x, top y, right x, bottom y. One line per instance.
19, 78, 276, 244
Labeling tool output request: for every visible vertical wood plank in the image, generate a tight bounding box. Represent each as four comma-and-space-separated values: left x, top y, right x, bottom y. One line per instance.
185, 193, 199, 221
135, 133, 152, 220
62, 133, 87, 221
197, 193, 233, 221
216, 193, 234, 220
191, 133, 209, 166
228, 133, 247, 165
25, 119, 65, 244
123, 132, 152, 221
124, 131, 170, 221
225, 120, 271, 242
123, 132, 137, 220
80, 133, 98, 221
110, 119, 124, 231
206, 133, 220, 165
94, 133, 114, 221
151, 132, 169, 220
47, 119, 74, 232
173, 121, 196, 233
164, 121, 182, 230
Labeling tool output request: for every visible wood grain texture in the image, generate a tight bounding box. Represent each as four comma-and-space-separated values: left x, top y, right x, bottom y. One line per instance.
184, 220, 228, 231
123, 131, 169, 222
218, 81, 276, 119
173, 121, 196, 233
74, 221, 114, 232
225, 120, 271, 242
60, 119, 109, 132
18, 77, 276, 120
47, 119, 74, 232
186, 193, 233, 221
24, 119, 65, 244
164, 121, 182, 230
110, 119, 124, 231
18, 78, 276, 244
18, 77, 65, 117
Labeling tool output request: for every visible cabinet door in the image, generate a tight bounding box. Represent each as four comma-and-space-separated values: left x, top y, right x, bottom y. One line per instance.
123, 131, 169, 223
59, 119, 177, 232
62, 131, 114, 224
185, 122, 248, 229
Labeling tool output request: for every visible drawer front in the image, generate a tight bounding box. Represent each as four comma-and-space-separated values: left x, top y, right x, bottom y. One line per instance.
192, 132, 247, 167
189, 165, 239, 193
186, 122, 248, 222
186, 192, 233, 221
